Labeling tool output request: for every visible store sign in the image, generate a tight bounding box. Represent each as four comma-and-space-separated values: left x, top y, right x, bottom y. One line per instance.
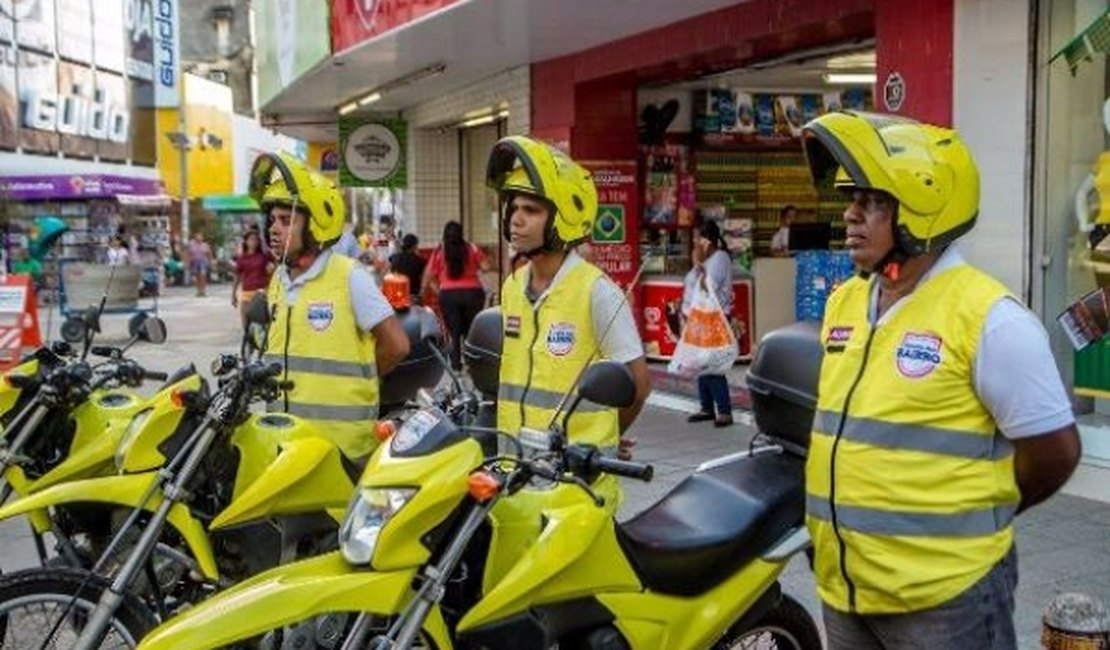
153, 0, 180, 107
883, 72, 906, 112
20, 82, 130, 143
0, 174, 165, 200
332, 0, 463, 52
582, 161, 639, 289
339, 117, 407, 187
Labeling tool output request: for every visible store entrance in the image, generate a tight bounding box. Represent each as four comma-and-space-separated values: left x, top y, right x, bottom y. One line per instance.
635, 45, 875, 362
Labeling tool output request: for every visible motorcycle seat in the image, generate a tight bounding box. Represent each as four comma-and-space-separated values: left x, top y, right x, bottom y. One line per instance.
616, 450, 806, 596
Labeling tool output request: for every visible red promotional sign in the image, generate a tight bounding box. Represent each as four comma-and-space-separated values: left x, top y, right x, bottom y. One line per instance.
332, 0, 464, 53
580, 161, 640, 291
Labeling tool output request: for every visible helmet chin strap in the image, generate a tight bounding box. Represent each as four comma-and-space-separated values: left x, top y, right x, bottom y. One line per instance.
276, 198, 317, 271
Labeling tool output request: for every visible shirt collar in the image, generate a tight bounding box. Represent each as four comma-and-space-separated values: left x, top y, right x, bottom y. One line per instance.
522, 250, 585, 305
276, 248, 333, 291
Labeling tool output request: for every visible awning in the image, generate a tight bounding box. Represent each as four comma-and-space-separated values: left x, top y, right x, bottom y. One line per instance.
202, 194, 261, 213
117, 194, 173, 208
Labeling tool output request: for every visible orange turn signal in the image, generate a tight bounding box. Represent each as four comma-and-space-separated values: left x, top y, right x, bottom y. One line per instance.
170, 390, 185, 409
467, 471, 501, 503
375, 420, 397, 442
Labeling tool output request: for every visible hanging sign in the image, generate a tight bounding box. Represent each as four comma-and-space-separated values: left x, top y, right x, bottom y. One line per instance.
339, 117, 407, 187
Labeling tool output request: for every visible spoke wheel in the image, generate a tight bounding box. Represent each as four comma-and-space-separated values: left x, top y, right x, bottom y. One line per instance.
0, 568, 157, 649
715, 594, 822, 650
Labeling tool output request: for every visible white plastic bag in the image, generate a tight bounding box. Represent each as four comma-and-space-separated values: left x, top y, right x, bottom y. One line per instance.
668, 278, 737, 377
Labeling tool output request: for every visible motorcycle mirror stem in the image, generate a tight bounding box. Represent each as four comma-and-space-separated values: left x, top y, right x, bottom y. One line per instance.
80, 264, 118, 362
428, 338, 463, 397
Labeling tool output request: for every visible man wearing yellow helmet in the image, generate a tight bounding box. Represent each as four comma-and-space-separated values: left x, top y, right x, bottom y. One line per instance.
486, 136, 652, 478
249, 152, 410, 459
801, 112, 1080, 648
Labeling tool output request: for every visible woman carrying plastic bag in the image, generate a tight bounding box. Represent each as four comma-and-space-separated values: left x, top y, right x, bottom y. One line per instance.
669, 220, 737, 426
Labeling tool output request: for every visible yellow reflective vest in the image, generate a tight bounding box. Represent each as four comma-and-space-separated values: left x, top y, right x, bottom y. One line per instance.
265, 253, 379, 458
806, 263, 1020, 614
497, 259, 621, 451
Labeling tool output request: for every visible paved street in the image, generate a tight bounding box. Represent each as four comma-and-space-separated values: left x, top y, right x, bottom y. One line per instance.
1, 282, 1107, 649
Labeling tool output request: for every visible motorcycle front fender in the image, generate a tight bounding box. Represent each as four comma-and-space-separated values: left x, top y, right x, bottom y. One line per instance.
138, 552, 451, 650
0, 473, 218, 579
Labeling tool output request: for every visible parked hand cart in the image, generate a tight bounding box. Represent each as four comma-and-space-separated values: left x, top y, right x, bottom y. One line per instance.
56, 261, 159, 343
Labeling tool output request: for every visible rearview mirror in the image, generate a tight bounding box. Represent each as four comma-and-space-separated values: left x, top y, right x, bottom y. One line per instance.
246, 293, 271, 327
140, 317, 167, 344
578, 361, 636, 409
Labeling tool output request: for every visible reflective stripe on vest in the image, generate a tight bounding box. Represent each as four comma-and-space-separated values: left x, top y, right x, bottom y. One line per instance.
806, 495, 1016, 538
267, 252, 379, 458
812, 410, 1014, 461
264, 354, 377, 379
499, 383, 612, 414
805, 264, 1020, 615
496, 259, 620, 449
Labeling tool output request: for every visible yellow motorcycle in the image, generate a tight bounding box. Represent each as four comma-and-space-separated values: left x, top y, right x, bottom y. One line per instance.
134, 350, 822, 650
0, 314, 184, 567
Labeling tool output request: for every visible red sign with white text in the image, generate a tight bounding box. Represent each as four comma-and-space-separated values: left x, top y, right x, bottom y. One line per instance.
332, 0, 464, 53
580, 161, 640, 291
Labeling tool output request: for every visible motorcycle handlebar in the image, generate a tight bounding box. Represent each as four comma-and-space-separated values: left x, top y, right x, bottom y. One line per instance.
592, 455, 654, 482
90, 345, 116, 358
143, 369, 170, 382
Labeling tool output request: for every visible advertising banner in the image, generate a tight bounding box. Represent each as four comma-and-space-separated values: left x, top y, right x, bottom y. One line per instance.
94, 0, 126, 73
96, 72, 129, 161
13, 0, 55, 53
0, 174, 166, 200
339, 117, 407, 188
256, 0, 330, 109
331, 0, 463, 53
152, 0, 179, 107
126, 0, 155, 82
581, 161, 640, 290
0, 43, 14, 149
56, 0, 93, 63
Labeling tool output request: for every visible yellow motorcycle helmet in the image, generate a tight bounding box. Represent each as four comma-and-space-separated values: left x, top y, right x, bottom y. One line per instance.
486, 136, 598, 252
802, 111, 979, 257
249, 152, 346, 246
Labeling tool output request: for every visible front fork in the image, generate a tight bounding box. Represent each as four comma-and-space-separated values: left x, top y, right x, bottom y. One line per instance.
0, 400, 50, 481
72, 413, 219, 650
345, 499, 496, 650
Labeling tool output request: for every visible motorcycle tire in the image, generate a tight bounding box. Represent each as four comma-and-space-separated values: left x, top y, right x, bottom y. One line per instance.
714, 593, 822, 650
0, 567, 158, 649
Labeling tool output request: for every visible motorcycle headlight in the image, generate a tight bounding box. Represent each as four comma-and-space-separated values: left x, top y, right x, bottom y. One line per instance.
114, 408, 152, 470
338, 487, 417, 566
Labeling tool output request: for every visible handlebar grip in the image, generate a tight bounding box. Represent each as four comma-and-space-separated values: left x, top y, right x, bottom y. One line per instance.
593, 456, 654, 482
6, 374, 36, 390
144, 370, 170, 382
274, 380, 295, 392
90, 345, 116, 358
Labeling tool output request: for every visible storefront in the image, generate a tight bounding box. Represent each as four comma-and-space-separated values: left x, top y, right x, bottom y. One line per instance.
1035, 0, 1110, 485
0, 0, 178, 295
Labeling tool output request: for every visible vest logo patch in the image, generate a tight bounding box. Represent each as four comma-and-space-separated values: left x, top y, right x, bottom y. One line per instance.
896, 332, 943, 378
825, 326, 853, 353
546, 322, 576, 356
505, 316, 521, 339
307, 302, 335, 332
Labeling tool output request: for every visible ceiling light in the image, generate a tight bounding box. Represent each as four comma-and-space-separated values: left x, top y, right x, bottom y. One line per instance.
460, 115, 498, 128
338, 101, 359, 115
334, 63, 447, 115
358, 92, 382, 106
826, 52, 876, 70
823, 73, 876, 85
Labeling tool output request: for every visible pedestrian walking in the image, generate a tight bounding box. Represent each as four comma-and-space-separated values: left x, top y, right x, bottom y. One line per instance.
187, 232, 213, 297
801, 111, 1081, 650
231, 229, 273, 327
421, 220, 489, 371
389, 233, 426, 303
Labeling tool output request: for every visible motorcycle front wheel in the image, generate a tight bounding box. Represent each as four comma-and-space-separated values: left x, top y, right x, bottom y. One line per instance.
714, 593, 822, 650
0, 567, 157, 649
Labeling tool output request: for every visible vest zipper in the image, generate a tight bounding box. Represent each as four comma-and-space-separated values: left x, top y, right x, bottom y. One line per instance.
830, 324, 877, 612
283, 305, 293, 412
518, 307, 541, 427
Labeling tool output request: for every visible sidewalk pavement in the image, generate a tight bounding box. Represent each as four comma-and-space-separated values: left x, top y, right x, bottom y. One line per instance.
2, 282, 1106, 649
